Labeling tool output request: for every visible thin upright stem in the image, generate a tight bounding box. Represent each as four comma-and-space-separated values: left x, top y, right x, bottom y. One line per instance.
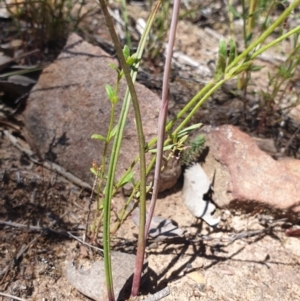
98, 0, 147, 300
144, 0, 181, 239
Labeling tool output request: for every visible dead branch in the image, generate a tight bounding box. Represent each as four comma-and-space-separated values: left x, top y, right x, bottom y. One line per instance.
143, 287, 170, 301
0, 220, 103, 253
3, 130, 92, 191
0, 292, 28, 301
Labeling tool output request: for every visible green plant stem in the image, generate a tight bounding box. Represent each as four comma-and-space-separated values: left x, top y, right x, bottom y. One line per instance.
121, 0, 131, 49
92, 99, 117, 235
97, 103, 116, 207
106, 103, 116, 154
0, 65, 46, 79
166, 82, 214, 133
247, 0, 258, 41
173, 81, 227, 137
241, 0, 247, 46
250, 25, 300, 59
111, 155, 157, 234
228, 0, 235, 38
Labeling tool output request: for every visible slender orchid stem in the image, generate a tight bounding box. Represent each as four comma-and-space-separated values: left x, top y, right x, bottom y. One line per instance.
131, 2, 163, 297
144, 0, 181, 238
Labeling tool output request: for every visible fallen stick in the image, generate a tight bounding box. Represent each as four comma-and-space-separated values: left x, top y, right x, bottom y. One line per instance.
143, 287, 170, 301
4, 130, 92, 191
0, 220, 103, 253
224, 218, 287, 246
0, 234, 40, 279
0, 292, 28, 301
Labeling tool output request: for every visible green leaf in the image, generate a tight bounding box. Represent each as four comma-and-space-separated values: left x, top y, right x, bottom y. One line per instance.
90, 167, 101, 177
214, 38, 227, 81
177, 123, 202, 137
146, 183, 153, 193
293, 32, 299, 47
105, 84, 115, 100
126, 53, 138, 66
178, 134, 188, 145
177, 135, 189, 150
227, 60, 253, 77
111, 95, 119, 104
123, 45, 130, 60
108, 125, 118, 141
118, 171, 135, 187
248, 7, 263, 18
249, 65, 264, 72
91, 134, 106, 141
228, 5, 241, 18
105, 84, 119, 104
264, 16, 271, 28
245, 32, 253, 45
148, 144, 175, 153
109, 63, 119, 73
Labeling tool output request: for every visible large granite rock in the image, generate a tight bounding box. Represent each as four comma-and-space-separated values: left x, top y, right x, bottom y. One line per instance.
200, 125, 300, 213
22, 33, 181, 192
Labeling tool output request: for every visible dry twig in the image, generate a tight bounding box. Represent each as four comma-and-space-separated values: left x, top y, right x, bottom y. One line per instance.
0, 292, 28, 301
3, 130, 92, 190
0, 220, 103, 253
143, 287, 170, 301
0, 234, 40, 280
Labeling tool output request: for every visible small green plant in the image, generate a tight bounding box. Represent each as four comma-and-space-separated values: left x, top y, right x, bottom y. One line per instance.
227, 0, 299, 100
257, 39, 300, 133
179, 134, 206, 167
2, 0, 94, 49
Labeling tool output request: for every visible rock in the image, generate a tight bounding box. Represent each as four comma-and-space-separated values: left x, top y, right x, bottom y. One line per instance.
66, 252, 136, 301
288, 104, 300, 126
200, 125, 300, 213
278, 157, 300, 179
22, 33, 181, 192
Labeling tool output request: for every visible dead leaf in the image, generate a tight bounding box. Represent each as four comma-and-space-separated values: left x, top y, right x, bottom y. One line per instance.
187, 271, 206, 284
0, 53, 12, 72
8, 74, 37, 85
